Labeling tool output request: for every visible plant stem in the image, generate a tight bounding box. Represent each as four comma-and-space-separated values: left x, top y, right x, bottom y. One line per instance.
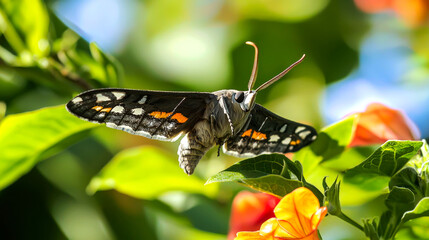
337, 212, 364, 231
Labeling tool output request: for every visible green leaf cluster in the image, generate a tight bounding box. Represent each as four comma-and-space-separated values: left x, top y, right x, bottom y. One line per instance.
0, 0, 121, 96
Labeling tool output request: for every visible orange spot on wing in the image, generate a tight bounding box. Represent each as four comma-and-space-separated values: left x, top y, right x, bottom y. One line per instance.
290, 139, 301, 145
241, 129, 253, 137
253, 132, 267, 140
150, 111, 173, 119
92, 106, 103, 111
241, 129, 267, 140
171, 113, 188, 123
100, 107, 112, 113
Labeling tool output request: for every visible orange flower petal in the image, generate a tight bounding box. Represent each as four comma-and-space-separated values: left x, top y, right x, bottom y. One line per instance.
349, 103, 420, 147
259, 218, 278, 237
392, 0, 429, 27
310, 207, 328, 230
274, 187, 320, 220
235, 231, 267, 240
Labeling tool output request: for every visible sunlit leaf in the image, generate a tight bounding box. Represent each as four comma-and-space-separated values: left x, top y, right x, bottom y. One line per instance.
0, 0, 50, 58
345, 141, 423, 181
401, 197, 429, 223
295, 115, 357, 176
206, 154, 324, 199
0, 105, 97, 190
87, 146, 217, 199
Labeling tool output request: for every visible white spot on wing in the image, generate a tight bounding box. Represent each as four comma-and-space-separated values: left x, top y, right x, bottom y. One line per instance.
311, 135, 317, 141
112, 91, 126, 100
72, 97, 83, 103
138, 95, 147, 104
280, 124, 287, 133
295, 126, 306, 133
269, 135, 280, 142
131, 108, 144, 115
111, 106, 125, 113
96, 93, 110, 102
282, 137, 291, 145
223, 144, 257, 158
105, 122, 181, 142
106, 122, 117, 128
299, 130, 312, 139
288, 146, 294, 150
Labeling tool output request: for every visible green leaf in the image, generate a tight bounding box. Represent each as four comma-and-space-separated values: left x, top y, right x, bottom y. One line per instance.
389, 167, 423, 199
385, 187, 415, 212
0, 105, 97, 190
295, 115, 357, 176
0, 0, 50, 58
379, 187, 415, 239
238, 175, 303, 198
401, 197, 429, 223
344, 141, 423, 191
347, 141, 423, 177
87, 146, 217, 199
207, 154, 324, 199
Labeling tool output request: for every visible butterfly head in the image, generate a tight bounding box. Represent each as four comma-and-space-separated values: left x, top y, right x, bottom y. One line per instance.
243, 41, 306, 111
233, 90, 257, 112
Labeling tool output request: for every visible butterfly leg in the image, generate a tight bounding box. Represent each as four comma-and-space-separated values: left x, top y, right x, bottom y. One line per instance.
177, 121, 215, 175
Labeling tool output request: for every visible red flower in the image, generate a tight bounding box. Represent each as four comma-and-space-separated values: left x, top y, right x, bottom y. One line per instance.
349, 103, 420, 147
228, 191, 280, 240
234, 187, 327, 240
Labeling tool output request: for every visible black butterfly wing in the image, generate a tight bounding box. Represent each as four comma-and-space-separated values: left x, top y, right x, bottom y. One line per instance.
66, 88, 214, 141
224, 104, 317, 157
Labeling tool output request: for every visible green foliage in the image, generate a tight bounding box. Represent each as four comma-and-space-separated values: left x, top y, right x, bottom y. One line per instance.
207, 154, 323, 203
343, 141, 423, 193
0, 105, 97, 190
0, 0, 121, 94
295, 115, 359, 176
88, 146, 218, 199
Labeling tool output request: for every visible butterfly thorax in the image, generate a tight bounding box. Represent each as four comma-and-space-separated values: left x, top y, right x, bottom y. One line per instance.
177, 90, 255, 175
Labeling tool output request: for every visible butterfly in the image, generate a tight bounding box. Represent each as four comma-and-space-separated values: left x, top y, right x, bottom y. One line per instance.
66, 42, 317, 175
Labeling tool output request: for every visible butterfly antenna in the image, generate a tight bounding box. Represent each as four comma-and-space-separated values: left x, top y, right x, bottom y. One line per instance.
246, 41, 259, 92
255, 54, 306, 92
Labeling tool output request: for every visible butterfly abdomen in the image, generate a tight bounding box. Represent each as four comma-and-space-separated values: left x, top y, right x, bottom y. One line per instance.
177, 121, 216, 175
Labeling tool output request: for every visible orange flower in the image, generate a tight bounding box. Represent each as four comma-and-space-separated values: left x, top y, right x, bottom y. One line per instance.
354, 0, 392, 13
349, 103, 420, 147
235, 187, 327, 240
354, 0, 429, 26
228, 191, 280, 240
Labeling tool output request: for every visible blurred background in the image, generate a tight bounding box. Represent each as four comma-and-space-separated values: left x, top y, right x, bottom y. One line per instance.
1, 0, 428, 239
